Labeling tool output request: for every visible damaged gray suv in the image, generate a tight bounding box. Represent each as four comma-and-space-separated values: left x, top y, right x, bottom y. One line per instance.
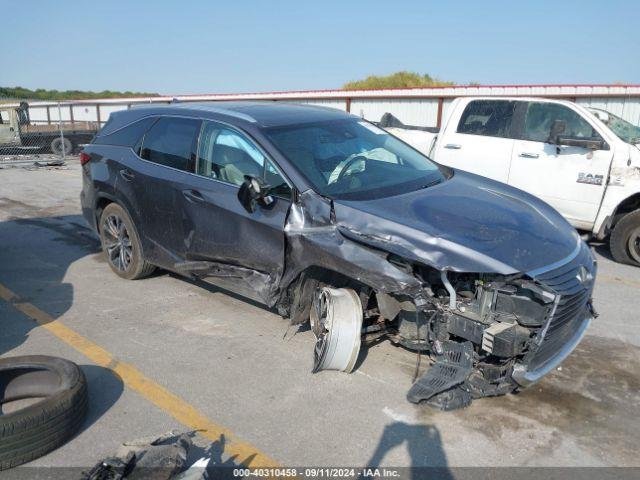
81, 102, 597, 410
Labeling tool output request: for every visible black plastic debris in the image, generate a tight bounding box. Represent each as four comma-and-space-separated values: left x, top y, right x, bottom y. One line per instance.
406, 341, 474, 410
82, 452, 136, 480
33, 159, 65, 167
81, 431, 193, 480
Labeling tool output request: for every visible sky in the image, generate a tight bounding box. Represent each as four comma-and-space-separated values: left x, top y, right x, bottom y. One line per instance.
2, 0, 639, 95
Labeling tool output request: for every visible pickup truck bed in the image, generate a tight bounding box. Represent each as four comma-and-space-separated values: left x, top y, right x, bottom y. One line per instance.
20, 121, 99, 135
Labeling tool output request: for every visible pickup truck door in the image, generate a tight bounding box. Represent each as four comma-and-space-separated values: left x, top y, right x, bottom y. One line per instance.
433, 99, 517, 183
508, 101, 613, 229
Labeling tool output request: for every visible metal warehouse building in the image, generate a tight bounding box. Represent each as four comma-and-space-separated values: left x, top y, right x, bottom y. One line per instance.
11, 84, 640, 128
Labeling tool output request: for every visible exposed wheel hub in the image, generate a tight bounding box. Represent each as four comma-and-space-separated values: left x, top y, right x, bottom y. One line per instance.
310, 287, 363, 373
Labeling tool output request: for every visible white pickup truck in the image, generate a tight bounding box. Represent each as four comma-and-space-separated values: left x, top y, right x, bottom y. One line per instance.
384, 97, 640, 266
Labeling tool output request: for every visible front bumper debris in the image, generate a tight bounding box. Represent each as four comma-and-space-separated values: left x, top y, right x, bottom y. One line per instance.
406, 341, 474, 410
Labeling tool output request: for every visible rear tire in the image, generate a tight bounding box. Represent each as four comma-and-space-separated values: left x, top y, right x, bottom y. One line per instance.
0, 356, 88, 470
99, 203, 156, 280
610, 210, 640, 266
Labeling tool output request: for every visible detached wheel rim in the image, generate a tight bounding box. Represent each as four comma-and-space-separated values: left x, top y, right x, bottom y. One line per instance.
103, 214, 132, 271
310, 287, 363, 373
629, 226, 640, 264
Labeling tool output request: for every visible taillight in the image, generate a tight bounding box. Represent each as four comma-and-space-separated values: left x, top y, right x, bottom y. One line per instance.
79, 151, 90, 165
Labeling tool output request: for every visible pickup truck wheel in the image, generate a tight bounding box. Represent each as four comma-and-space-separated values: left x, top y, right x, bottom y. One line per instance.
50, 137, 72, 156
99, 203, 156, 280
610, 210, 640, 266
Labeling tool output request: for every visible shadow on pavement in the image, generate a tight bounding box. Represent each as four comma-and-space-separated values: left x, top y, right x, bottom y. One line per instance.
366, 422, 452, 479
590, 239, 615, 262
186, 433, 257, 470
0, 215, 125, 434
77, 364, 125, 435
0, 214, 100, 356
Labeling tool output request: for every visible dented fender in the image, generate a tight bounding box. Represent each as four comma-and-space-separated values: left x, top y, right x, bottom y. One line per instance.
279, 190, 425, 301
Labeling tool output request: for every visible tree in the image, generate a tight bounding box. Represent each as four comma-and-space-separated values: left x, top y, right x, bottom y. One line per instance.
0, 87, 159, 101
343, 71, 454, 90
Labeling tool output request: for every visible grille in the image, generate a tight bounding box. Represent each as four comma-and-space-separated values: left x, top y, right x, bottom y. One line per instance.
527, 243, 594, 371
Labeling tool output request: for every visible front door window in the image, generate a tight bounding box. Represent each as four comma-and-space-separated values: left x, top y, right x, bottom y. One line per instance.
523, 103, 596, 142
197, 121, 291, 198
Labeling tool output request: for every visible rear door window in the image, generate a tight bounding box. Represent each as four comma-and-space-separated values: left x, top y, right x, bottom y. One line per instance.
523, 102, 596, 142
140, 117, 201, 172
457, 100, 517, 138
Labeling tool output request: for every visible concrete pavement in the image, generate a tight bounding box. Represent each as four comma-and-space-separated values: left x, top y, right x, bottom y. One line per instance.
0, 161, 639, 470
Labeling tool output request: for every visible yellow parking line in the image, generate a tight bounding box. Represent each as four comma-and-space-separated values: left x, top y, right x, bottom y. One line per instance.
0, 282, 278, 467
598, 274, 640, 289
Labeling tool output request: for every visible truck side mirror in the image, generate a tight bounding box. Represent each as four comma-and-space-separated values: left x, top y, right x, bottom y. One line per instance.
237, 175, 274, 213
548, 120, 566, 144
556, 135, 609, 151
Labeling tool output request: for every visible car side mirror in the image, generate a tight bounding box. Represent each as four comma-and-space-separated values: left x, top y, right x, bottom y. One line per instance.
548, 120, 566, 144
237, 175, 274, 213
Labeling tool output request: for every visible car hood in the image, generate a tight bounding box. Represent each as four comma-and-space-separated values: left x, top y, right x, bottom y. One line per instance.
333, 170, 580, 275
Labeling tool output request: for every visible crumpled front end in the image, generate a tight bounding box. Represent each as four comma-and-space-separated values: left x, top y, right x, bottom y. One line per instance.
277, 189, 597, 410
402, 239, 596, 409
510, 242, 597, 387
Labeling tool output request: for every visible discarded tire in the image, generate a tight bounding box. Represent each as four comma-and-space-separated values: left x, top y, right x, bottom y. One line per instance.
0, 356, 88, 470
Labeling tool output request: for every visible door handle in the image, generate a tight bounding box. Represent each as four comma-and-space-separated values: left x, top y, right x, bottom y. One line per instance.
182, 189, 205, 203
444, 144, 461, 150
518, 152, 539, 159
119, 169, 135, 181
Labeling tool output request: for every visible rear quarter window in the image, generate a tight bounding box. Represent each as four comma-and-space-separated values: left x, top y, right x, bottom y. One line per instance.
93, 117, 157, 148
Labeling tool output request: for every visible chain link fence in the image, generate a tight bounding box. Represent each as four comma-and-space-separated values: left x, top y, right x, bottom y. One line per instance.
0, 99, 99, 166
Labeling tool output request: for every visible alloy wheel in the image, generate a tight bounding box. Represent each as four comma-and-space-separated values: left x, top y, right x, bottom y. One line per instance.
102, 214, 133, 272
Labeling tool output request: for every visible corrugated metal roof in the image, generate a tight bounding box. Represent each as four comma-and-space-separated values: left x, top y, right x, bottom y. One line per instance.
3, 84, 640, 108
9, 84, 640, 128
